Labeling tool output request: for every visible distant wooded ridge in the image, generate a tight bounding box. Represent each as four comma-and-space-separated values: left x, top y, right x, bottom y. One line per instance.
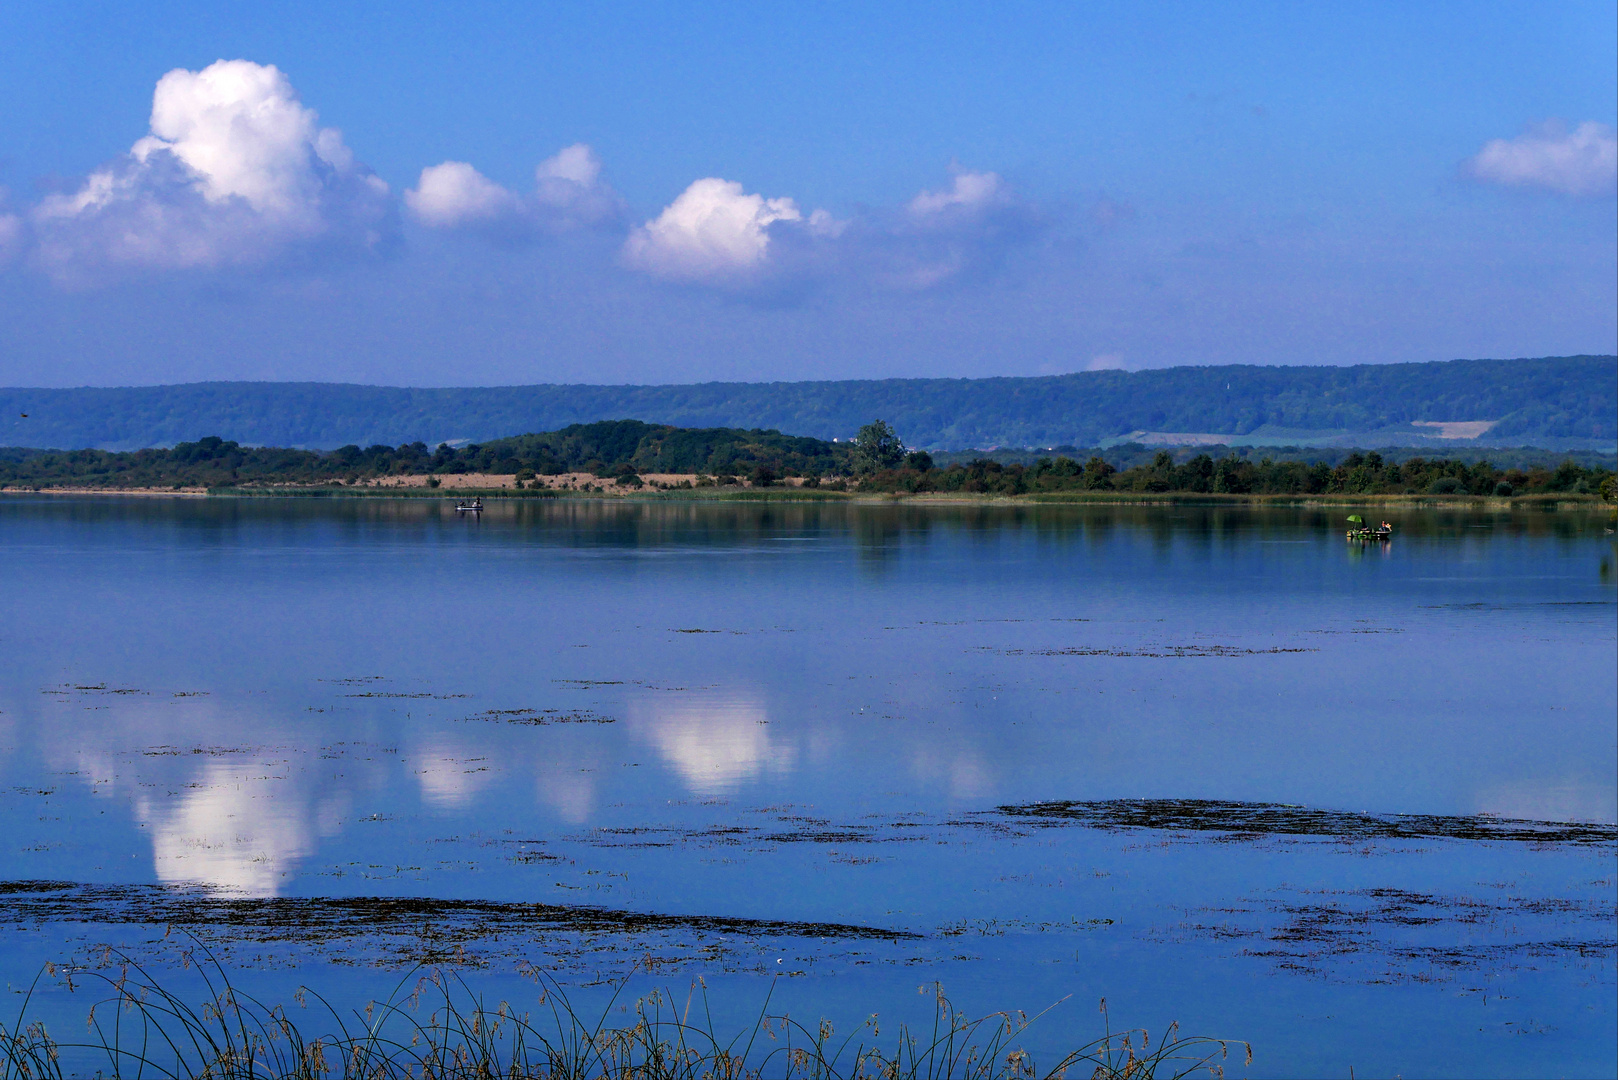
1, 355, 1612, 452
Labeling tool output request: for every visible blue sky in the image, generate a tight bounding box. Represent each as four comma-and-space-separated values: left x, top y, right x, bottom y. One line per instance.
0, 1, 1613, 387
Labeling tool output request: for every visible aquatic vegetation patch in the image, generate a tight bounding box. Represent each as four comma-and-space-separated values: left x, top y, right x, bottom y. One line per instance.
140, 744, 256, 757
0, 881, 920, 960
998, 645, 1315, 658
1164, 884, 1618, 984
41, 684, 149, 696
460, 708, 616, 726
994, 798, 1618, 845
344, 691, 472, 699
582, 822, 923, 852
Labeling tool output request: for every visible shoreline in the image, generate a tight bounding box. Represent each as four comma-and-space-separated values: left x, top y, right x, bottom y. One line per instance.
1, 484, 1609, 511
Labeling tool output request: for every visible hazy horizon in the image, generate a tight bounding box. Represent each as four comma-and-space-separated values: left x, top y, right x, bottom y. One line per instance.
5, 352, 1613, 392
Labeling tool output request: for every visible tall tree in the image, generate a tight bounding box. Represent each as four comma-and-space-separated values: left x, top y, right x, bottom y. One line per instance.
853, 420, 905, 474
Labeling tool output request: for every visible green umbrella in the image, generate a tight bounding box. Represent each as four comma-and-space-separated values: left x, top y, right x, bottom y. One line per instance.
1347, 514, 1363, 524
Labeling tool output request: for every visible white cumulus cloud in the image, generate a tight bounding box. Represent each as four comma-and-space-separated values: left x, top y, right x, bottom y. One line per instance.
406, 161, 522, 227
406, 144, 621, 235
1467, 120, 1617, 197
31, 59, 393, 283
623, 178, 807, 283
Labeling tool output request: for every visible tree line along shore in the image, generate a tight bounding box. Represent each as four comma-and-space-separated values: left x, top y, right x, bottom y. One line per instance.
1, 419, 1613, 502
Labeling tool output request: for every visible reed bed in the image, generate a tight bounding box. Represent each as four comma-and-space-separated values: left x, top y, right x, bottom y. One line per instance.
2, 948, 1247, 1079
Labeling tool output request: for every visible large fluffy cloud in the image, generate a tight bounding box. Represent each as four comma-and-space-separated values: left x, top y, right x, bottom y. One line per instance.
31, 60, 393, 282
622, 178, 830, 284
1467, 121, 1617, 198
405, 144, 621, 235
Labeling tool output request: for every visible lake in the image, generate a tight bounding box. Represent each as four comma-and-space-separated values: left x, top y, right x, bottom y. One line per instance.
1, 496, 1613, 1077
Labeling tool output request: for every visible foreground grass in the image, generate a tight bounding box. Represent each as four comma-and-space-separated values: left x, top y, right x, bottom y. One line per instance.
2, 951, 1247, 1079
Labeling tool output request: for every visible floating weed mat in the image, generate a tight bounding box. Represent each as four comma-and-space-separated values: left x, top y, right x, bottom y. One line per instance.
0, 884, 915, 971
1, 946, 1247, 1079
585, 823, 922, 850
994, 799, 1618, 846
458, 709, 616, 727
1178, 884, 1618, 984
995, 646, 1314, 658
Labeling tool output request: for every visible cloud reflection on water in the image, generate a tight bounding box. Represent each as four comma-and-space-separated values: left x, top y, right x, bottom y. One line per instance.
1475, 778, 1618, 824
133, 758, 317, 897
413, 742, 496, 810
631, 689, 795, 795
534, 767, 597, 823
33, 694, 362, 897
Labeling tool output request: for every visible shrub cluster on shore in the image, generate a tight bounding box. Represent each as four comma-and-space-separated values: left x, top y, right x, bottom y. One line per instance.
852, 449, 1615, 499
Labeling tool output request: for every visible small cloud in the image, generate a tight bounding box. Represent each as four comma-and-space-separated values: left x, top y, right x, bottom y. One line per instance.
536, 143, 599, 186
806, 208, 847, 238
907, 169, 1011, 219
1467, 120, 1616, 198
623, 177, 808, 284
406, 143, 622, 236
530, 144, 622, 227
1086, 353, 1127, 371
31, 60, 394, 284
405, 161, 520, 227
877, 166, 1045, 290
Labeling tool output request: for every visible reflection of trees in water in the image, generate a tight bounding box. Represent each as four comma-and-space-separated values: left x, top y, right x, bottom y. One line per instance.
853, 511, 904, 568
22, 499, 1608, 563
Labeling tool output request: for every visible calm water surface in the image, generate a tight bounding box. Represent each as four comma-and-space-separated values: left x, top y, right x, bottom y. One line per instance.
1, 497, 1613, 1077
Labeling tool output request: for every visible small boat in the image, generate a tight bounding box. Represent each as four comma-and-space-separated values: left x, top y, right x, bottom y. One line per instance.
455, 498, 484, 513
1345, 514, 1391, 541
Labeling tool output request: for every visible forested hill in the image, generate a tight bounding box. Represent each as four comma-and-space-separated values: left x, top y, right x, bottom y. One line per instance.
2, 355, 1612, 452
0, 421, 848, 489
